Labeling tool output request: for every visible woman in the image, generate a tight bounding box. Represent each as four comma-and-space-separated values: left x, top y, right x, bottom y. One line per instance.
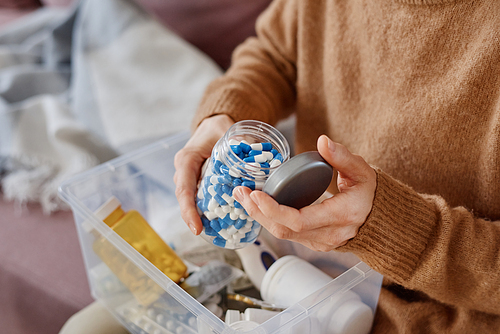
174, 0, 500, 332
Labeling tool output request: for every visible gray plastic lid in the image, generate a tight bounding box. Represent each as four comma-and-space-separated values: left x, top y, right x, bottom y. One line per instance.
263, 151, 333, 209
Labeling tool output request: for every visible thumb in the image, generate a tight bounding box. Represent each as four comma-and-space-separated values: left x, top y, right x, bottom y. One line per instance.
317, 135, 371, 184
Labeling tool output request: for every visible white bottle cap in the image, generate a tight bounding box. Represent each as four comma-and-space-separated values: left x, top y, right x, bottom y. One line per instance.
326, 299, 374, 334
94, 196, 121, 221
225, 308, 280, 326
81, 196, 121, 233
225, 310, 242, 325
261, 255, 334, 307
229, 320, 260, 331
204, 302, 223, 319
243, 308, 280, 324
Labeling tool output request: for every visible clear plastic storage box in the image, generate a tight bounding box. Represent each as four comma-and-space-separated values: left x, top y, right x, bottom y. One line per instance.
59, 131, 383, 334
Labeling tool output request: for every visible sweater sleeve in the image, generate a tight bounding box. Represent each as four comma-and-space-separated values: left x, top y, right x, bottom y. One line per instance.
191, 0, 298, 131
339, 169, 500, 315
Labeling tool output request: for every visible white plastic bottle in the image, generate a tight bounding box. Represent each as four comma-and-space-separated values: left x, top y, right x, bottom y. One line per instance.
261, 255, 374, 334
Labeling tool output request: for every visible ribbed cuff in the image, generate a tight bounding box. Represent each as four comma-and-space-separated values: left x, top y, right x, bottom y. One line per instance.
338, 169, 438, 282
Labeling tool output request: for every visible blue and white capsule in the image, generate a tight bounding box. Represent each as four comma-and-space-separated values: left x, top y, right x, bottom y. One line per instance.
250, 142, 273, 151
214, 194, 228, 206
213, 237, 226, 248
242, 180, 256, 190
243, 151, 273, 163
270, 152, 284, 168
270, 159, 282, 168
230, 145, 242, 155
248, 150, 263, 157
239, 141, 252, 154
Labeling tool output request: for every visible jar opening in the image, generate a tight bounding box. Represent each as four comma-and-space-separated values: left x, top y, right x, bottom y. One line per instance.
219, 121, 290, 180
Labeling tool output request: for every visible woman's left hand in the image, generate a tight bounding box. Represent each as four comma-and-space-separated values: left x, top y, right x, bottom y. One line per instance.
232, 135, 377, 252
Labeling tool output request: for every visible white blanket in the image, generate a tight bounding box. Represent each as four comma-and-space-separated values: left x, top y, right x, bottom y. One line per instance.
0, 0, 222, 213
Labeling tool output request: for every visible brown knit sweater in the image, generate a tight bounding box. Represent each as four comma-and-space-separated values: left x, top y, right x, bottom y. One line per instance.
192, 0, 500, 332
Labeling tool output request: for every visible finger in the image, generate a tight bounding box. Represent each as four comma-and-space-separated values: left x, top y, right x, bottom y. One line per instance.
317, 135, 372, 185
233, 187, 297, 240
248, 190, 340, 237
174, 149, 206, 235
249, 192, 355, 250
276, 214, 360, 251
298, 192, 349, 227
174, 115, 234, 234
232, 186, 262, 220
300, 189, 375, 240
245, 187, 342, 233
237, 188, 342, 236
249, 190, 305, 233
291, 225, 355, 251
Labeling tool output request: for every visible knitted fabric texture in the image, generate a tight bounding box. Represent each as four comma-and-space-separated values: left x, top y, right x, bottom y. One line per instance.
193, 0, 500, 332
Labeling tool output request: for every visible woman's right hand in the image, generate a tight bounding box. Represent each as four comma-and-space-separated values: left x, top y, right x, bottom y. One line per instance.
174, 114, 235, 235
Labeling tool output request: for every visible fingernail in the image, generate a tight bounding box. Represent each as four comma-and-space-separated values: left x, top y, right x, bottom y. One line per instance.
250, 192, 260, 207
233, 187, 244, 201
188, 223, 197, 235
326, 137, 335, 152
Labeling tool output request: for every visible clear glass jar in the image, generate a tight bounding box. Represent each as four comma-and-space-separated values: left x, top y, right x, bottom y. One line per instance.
196, 120, 290, 249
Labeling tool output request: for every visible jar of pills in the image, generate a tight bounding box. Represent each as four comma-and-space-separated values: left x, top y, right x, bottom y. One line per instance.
196, 120, 290, 249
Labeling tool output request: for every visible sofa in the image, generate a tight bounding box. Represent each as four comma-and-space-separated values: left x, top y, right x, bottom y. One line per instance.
0, 0, 272, 333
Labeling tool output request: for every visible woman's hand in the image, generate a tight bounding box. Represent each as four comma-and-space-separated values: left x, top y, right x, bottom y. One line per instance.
233, 135, 377, 252
174, 114, 234, 235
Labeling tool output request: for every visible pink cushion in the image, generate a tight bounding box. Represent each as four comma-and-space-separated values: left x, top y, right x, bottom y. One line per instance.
0, 8, 35, 26
0, 0, 41, 9
0, 199, 93, 334
41, 0, 73, 6
0, 0, 72, 28
135, 0, 272, 69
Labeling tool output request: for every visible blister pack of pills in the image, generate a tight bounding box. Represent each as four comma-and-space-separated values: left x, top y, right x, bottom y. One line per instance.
115, 298, 198, 334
